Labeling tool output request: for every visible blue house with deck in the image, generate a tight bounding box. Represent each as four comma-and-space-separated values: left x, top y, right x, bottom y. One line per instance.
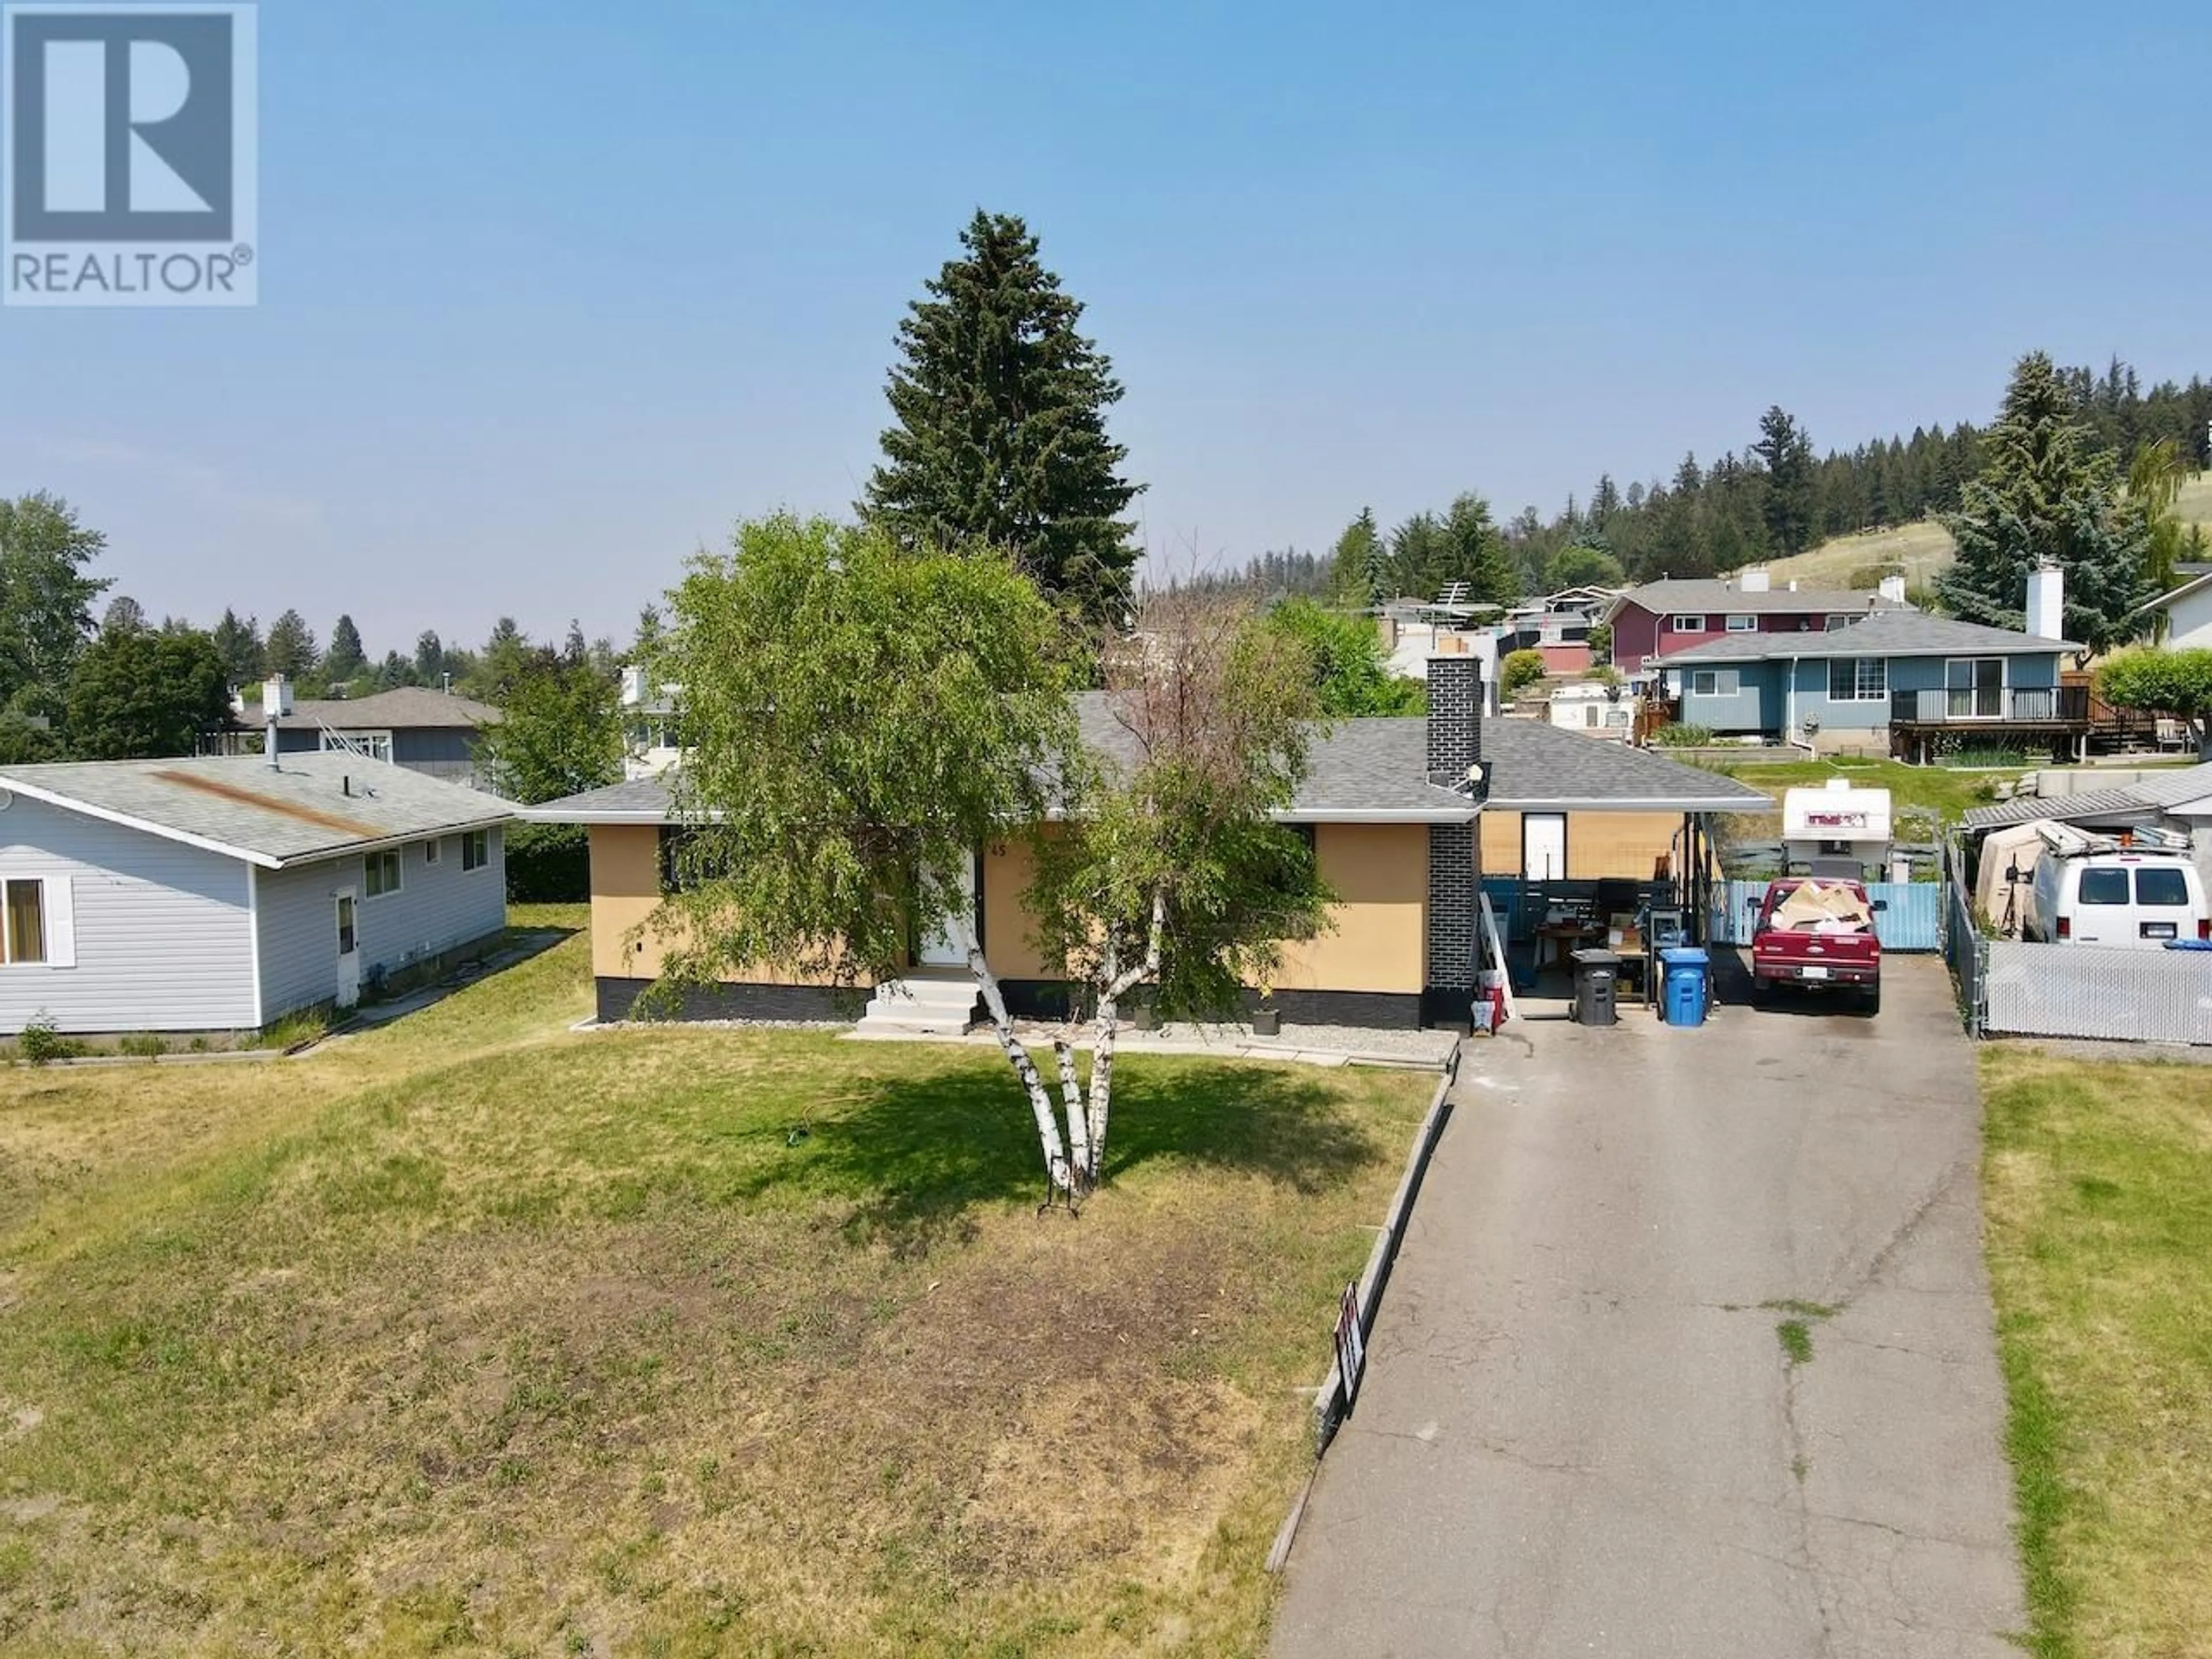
1647, 609, 2084, 761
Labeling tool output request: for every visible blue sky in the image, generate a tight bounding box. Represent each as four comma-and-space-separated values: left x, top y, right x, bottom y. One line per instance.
3, 0, 2203, 654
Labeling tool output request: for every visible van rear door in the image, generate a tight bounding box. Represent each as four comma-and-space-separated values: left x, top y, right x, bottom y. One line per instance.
2133, 863, 2199, 944
2069, 865, 2131, 945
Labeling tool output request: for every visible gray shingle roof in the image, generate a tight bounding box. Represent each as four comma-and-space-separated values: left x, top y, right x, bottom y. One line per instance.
1649, 608, 2079, 665
517, 775, 679, 821
0, 753, 513, 867
1960, 789, 2160, 830
2125, 761, 2212, 810
1479, 718, 1772, 810
1609, 578, 1902, 619
524, 694, 1770, 823
239, 687, 502, 730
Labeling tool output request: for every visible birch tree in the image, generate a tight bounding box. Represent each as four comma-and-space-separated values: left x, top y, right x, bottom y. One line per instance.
1027, 588, 1334, 1191
647, 513, 1091, 1193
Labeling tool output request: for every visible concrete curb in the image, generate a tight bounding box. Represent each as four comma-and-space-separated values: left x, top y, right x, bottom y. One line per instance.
1311, 1041, 1461, 1452
1267, 1045, 1460, 1578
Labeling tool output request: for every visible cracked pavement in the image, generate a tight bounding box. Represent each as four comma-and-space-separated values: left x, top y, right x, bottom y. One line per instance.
1270, 956, 2024, 1658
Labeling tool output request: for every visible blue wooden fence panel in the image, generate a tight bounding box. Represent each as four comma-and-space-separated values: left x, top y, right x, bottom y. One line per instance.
1709, 879, 1938, 951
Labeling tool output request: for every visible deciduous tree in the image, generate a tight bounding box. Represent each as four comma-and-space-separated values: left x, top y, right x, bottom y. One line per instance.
1263, 597, 1422, 715
64, 626, 230, 759
0, 491, 111, 717
2098, 648, 2212, 757
653, 514, 1082, 1188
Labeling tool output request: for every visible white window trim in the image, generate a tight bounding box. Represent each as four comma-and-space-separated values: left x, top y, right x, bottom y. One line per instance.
1827, 657, 1888, 701
1690, 668, 1738, 696
461, 828, 492, 872
0, 874, 74, 969
1725, 613, 1757, 632
1944, 656, 2008, 720
365, 847, 404, 899
422, 836, 442, 866
1671, 614, 1707, 633
320, 728, 396, 763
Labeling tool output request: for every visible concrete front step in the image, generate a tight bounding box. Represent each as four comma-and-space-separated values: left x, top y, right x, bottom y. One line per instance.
856, 976, 980, 1034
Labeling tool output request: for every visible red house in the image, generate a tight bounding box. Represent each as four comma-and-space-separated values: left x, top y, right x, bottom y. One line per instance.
1604, 570, 1907, 675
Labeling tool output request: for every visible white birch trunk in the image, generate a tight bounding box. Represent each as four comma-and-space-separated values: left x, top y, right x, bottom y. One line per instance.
950, 917, 1071, 1194
1085, 888, 1168, 1185
1054, 1039, 1091, 1188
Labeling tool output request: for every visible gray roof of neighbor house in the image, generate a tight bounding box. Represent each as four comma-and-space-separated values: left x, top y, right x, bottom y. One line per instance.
2124, 760, 2212, 810
1605, 578, 1905, 622
0, 752, 513, 867
1960, 761, 2212, 830
238, 687, 502, 730
1648, 608, 2081, 666
1959, 788, 2160, 831
522, 695, 1771, 824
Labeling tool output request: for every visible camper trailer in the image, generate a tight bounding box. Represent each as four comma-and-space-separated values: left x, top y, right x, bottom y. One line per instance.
1781, 779, 1894, 881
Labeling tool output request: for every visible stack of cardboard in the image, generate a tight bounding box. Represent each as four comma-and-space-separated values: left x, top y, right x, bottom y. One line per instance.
1770, 881, 1873, 934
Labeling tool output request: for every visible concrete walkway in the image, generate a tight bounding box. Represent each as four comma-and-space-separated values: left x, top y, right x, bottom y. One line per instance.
1271, 957, 2024, 1658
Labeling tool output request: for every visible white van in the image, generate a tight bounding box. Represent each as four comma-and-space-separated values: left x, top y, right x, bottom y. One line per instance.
2025, 842, 2209, 949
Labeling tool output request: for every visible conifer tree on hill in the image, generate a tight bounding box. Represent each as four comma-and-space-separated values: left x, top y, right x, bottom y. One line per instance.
1937, 351, 2152, 665
864, 210, 1142, 622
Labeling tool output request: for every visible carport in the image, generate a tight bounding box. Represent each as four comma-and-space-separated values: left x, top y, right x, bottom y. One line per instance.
1468, 720, 1772, 999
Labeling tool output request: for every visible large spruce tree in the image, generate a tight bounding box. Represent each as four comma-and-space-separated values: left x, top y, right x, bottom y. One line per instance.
864, 210, 1142, 620
1937, 351, 2152, 663
1752, 406, 1819, 555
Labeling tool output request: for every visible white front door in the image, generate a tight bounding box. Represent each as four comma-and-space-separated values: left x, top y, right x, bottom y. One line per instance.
335, 889, 361, 1009
918, 852, 977, 967
1524, 813, 1568, 881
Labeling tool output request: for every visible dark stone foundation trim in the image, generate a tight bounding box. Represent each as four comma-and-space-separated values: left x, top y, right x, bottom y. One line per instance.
999, 979, 1429, 1031
594, 976, 860, 1024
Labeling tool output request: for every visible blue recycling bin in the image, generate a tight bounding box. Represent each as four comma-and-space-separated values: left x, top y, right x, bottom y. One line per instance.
1660, 946, 1710, 1027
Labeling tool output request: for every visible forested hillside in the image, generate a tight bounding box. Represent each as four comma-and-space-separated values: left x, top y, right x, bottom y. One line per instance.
1202, 358, 2211, 604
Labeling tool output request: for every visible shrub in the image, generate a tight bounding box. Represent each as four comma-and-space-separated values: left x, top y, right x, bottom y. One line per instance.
505, 820, 592, 903
17, 1012, 80, 1066
1846, 562, 1906, 590
1651, 723, 1715, 748
1500, 649, 1547, 697
1584, 664, 1623, 687
1584, 622, 1612, 665
119, 1032, 168, 1059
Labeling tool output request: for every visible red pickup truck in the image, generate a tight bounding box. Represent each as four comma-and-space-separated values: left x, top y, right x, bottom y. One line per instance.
1747, 877, 1883, 1014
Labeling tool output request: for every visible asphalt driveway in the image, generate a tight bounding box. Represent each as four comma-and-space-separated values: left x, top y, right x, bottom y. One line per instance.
1270, 955, 2024, 1658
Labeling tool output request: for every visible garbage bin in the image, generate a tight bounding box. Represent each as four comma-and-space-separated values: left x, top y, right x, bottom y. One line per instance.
1570, 948, 1619, 1027
1660, 946, 1709, 1027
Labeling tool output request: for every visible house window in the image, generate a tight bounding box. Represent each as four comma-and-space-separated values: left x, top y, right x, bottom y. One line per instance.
4, 880, 44, 964
422, 836, 441, 866
365, 849, 403, 897
1725, 614, 1757, 632
461, 829, 491, 872
1827, 658, 1887, 701
1690, 669, 1739, 696
1671, 614, 1707, 633
1825, 615, 1852, 631
321, 730, 394, 763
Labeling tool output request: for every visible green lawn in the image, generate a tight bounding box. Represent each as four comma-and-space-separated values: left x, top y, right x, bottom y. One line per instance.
1713, 755, 2022, 825
1982, 1049, 2212, 1659
0, 907, 1434, 1657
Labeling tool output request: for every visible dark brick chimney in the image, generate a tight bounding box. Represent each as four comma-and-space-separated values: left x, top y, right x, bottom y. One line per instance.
1426, 653, 1482, 780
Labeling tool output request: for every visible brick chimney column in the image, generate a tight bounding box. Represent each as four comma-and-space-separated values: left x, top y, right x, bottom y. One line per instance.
1425, 656, 1482, 1023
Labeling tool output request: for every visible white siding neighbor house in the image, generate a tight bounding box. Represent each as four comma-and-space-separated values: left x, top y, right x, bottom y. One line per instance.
2141, 570, 2212, 650
0, 753, 513, 1034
